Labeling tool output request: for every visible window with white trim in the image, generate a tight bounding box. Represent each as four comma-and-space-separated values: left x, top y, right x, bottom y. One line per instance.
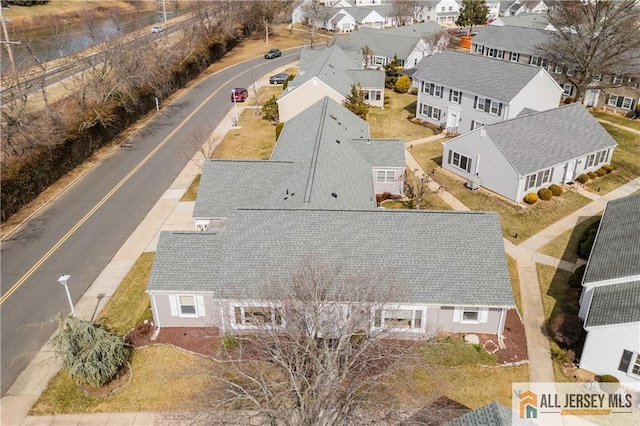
586, 154, 595, 168
613, 75, 624, 84
374, 308, 423, 329
448, 150, 472, 173
169, 294, 206, 318
364, 90, 382, 101
525, 168, 553, 190
487, 48, 504, 59
608, 95, 636, 111
422, 82, 443, 98
566, 66, 576, 77
554, 65, 563, 74
233, 305, 283, 327
421, 103, 441, 120
471, 120, 484, 130
374, 56, 386, 66
530, 56, 547, 67
593, 73, 602, 82
595, 149, 608, 165
450, 89, 462, 104
475, 96, 502, 116
453, 306, 489, 324
474, 44, 484, 54
377, 170, 395, 183
562, 84, 573, 96
509, 52, 520, 62
631, 353, 640, 377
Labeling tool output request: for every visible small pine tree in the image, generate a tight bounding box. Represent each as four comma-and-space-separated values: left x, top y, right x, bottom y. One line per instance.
343, 84, 369, 120
456, 0, 490, 35
282, 74, 296, 91
384, 55, 402, 88
262, 95, 279, 122
52, 315, 131, 388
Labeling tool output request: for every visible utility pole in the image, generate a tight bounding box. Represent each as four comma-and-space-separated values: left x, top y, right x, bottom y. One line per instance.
158, 0, 173, 23
0, 6, 20, 75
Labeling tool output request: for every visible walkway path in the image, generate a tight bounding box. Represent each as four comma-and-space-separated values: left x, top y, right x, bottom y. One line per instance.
404, 137, 640, 385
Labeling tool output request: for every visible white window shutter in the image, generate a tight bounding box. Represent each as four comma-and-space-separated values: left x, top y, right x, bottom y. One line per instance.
169, 295, 178, 316
196, 295, 206, 317
479, 308, 489, 323
452, 307, 462, 323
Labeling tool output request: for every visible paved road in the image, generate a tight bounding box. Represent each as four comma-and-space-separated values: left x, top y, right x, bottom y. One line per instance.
0, 48, 300, 395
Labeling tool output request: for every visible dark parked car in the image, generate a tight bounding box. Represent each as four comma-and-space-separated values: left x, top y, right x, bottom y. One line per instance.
264, 48, 282, 59
231, 88, 248, 102
269, 73, 289, 84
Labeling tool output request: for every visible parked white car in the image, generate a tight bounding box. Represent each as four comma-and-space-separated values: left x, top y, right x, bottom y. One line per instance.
151, 26, 165, 33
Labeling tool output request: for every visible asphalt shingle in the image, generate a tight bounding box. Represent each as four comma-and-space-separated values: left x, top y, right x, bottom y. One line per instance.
473, 25, 553, 56
586, 280, 640, 327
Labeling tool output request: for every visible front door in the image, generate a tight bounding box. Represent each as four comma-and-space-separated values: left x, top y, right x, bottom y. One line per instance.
446, 107, 460, 134
584, 89, 600, 108
564, 160, 576, 183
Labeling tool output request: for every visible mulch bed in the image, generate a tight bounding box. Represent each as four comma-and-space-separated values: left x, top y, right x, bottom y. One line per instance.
476, 309, 528, 365
126, 322, 220, 357
125, 309, 528, 364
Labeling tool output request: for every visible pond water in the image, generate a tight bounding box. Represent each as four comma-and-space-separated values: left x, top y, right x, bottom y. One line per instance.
3, 8, 182, 74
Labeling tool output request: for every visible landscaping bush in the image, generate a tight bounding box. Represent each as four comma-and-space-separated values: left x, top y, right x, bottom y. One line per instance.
598, 375, 620, 393
275, 122, 285, 140
578, 219, 600, 258
548, 313, 583, 346
602, 164, 614, 173
568, 265, 586, 289
587, 171, 598, 179
595, 167, 607, 177
548, 184, 563, 196
523, 192, 538, 204
538, 188, 553, 200
394, 75, 411, 93
575, 174, 589, 184
222, 335, 239, 351
563, 97, 573, 104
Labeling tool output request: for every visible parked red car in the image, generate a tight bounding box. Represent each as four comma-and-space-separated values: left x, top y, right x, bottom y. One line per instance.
231, 88, 248, 102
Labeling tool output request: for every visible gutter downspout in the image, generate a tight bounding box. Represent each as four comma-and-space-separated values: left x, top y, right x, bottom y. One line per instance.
150, 292, 161, 340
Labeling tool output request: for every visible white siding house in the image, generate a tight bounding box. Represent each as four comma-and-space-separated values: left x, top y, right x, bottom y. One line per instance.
441, 104, 617, 202
412, 50, 562, 134
577, 194, 640, 391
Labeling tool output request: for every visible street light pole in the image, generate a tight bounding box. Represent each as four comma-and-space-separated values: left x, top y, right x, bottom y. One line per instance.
57, 274, 76, 317
231, 89, 238, 126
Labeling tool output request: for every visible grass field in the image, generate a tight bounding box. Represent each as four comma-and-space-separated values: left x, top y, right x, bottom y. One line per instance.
591, 110, 640, 132
368, 91, 436, 141
409, 140, 592, 242
538, 215, 601, 263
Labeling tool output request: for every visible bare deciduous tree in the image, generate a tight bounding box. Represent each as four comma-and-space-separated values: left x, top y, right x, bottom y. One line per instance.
537, 0, 640, 102
301, 0, 324, 49
190, 261, 424, 425
402, 169, 442, 209
391, 0, 418, 26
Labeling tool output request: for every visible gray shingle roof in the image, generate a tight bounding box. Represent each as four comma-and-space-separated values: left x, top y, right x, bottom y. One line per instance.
583, 193, 640, 284
479, 103, 618, 175
283, 45, 379, 100
346, 69, 384, 88
586, 280, 640, 327
491, 12, 552, 30
193, 160, 299, 219
412, 50, 545, 101
473, 25, 553, 56
148, 209, 515, 308
272, 97, 378, 210
331, 23, 441, 60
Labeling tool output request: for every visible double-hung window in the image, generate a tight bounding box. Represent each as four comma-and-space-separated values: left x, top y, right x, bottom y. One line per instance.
563, 84, 573, 96
450, 89, 462, 104
554, 65, 563, 74
179, 295, 197, 316
509, 52, 519, 62
421, 104, 441, 120
377, 170, 395, 183
525, 168, 554, 190
619, 350, 640, 378
169, 294, 206, 318
453, 306, 489, 324
475, 97, 502, 116
613, 75, 624, 84
422, 82, 443, 98
608, 95, 636, 111
448, 150, 472, 173
474, 44, 484, 54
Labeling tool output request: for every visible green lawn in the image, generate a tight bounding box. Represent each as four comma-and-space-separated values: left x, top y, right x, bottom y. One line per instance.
380, 194, 453, 211
591, 110, 640, 132
368, 91, 436, 141
409, 140, 592, 243
538, 215, 601, 263
584, 124, 640, 194
213, 107, 278, 160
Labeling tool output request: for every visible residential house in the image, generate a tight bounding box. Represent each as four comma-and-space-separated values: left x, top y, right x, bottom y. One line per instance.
441, 103, 617, 202
193, 96, 405, 230
278, 45, 384, 122
330, 22, 444, 68
412, 50, 562, 133
471, 22, 640, 113
489, 12, 554, 30
578, 193, 640, 391
501, 0, 552, 16
148, 208, 516, 339
423, 0, 461, 25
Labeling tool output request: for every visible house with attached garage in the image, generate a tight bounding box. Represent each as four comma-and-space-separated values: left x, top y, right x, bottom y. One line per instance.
578, 193, 640, 391
441, 103, 617, 202
147, 209, 517, 339
412, 50, 562, 134
278, 45, 385, 122
330, 22, 444, 69
193, 96, 405, 231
